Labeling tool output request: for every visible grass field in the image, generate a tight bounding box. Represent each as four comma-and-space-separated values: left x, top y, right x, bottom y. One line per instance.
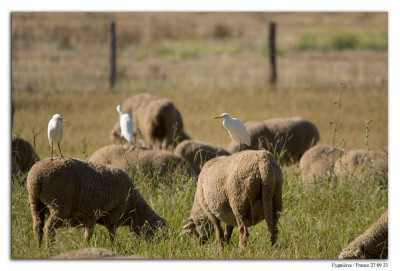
11, 12, 388, 259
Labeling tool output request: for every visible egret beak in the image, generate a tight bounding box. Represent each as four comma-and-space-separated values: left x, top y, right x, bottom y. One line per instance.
214, 116, 223, 119
182, 223, 189, 229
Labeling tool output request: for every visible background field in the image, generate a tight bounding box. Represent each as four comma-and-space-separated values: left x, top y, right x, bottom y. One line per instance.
11, 12, 388, 259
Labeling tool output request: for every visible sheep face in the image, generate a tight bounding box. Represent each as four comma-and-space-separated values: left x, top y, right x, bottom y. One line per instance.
182, 217, 213, 243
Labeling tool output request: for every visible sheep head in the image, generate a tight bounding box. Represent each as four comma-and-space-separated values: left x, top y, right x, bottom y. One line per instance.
182, 217, 213, 244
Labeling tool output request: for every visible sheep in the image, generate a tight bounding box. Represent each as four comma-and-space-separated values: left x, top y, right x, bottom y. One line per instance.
89, 144, 195, 178
174, 140, 230, 175
299, 144, 344, 182
334, 149, 388, 181
12, 133, 40, 179
339, 210, 388, 259
110, 93, 190, 150
227, 117, 319, 164
51, 248, 143, 259
27, 157, 168, 248
182, 150, 283, 250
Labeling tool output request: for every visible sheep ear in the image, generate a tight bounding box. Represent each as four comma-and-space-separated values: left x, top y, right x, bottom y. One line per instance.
182, 221, 195, 230
182, 220, 196, 236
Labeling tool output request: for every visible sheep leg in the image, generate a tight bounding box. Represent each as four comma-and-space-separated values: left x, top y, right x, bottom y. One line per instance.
162, 137, 168, 150
235, 215, 249, 250
31, 201, 46, 247
58, 142, 64, 158
224, 225, 234, 244
272, 185, 283, 246
106, 225, 117, 247
84, 225, 95, 243
103, 203, 125, 246
263, 196, 277, 246
208, 215, 225, 250
44, 212, 64, 249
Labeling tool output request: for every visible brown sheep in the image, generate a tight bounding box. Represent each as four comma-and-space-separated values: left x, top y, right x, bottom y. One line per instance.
227, 117, 319, 164
27, 158, 168, 248
183, 150, 283, 250
12, 133, 40, 179
89, 144, 195, 178
51, 248, 143, 259
110, 93, 190, 150
339, 210, 388, 259
334, 150, 388, 181
299, 144, 344, 182
174, 140, 230, 175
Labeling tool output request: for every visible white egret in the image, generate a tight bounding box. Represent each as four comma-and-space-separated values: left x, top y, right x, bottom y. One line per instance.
48, 114, 65, 160
214, 113, 251, 150
116, 105, 134, 143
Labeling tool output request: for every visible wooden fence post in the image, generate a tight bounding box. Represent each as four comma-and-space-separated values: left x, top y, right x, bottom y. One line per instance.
269, 22, 277, 85
109, 22, 116, 89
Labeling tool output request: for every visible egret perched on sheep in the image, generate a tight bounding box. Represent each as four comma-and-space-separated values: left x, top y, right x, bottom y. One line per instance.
116, 105, 134, 143
48, 114, 64, 160
214, 113, 251, 150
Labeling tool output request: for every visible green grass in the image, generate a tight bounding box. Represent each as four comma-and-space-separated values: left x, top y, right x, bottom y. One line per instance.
11, 163, 387, 259
294, 28, 388, 51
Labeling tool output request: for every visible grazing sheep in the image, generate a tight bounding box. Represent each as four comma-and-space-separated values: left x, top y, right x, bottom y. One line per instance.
227, 117, 319, 164
110, 93, 190, 150
334, 150, 388, 181
51, 248, 143, 259
27, 158, 168, 248
183, 150, 283, 250
339, 210, 388, 259
89, 144, 195, 178
174, 140, 230, 175
299, 144, 344, 182
12, 133, 40, 178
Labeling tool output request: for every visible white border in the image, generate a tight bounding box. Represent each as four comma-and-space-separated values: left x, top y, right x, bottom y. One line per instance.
2, 1, 398, 270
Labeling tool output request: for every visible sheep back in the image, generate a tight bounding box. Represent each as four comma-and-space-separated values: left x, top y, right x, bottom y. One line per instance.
227, 117, 319, 164
174, 140, 230, 175
12, 133, 40, 178
263, 117, 320, 163
299, 144, 344, 182
89, 144, 195, 178
339, 210, 388, 259
334, 150, 388, 181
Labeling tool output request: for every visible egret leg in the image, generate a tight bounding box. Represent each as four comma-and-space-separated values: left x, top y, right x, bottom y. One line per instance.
58, 142, 64, 158
162, 137, 168, 150
51, 143, 54, 161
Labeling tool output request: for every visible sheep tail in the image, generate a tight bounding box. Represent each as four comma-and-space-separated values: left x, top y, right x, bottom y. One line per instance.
258, 151, 283, 246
